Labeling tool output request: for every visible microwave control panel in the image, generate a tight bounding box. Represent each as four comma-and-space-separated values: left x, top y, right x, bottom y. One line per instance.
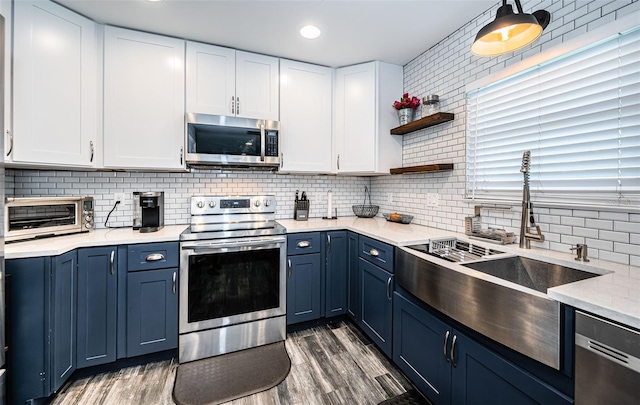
265, 131, 278, 157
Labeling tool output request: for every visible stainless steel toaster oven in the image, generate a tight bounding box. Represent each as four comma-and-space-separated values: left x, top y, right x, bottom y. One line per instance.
4, 196, 94, 242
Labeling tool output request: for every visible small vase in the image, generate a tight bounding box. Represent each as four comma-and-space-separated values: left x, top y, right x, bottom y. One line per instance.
398, 108, 415, 125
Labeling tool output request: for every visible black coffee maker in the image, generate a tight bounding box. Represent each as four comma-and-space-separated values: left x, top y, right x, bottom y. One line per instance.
133, 191, 164, 233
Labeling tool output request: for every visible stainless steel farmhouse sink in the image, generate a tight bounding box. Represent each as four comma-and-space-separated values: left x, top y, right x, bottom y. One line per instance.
461, 255, 599, 294
397, 239, 604, 370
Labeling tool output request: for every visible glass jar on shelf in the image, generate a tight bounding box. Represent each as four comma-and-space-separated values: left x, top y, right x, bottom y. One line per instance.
422, 95, 440, 117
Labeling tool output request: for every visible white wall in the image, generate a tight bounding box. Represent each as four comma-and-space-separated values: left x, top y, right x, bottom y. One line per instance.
371, 0, 640, 266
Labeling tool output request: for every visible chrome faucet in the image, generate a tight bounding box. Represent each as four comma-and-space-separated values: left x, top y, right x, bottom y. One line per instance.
519, 151, 545, 248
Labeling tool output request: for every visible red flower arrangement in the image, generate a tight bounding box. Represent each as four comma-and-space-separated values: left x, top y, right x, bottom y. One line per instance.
392, 93, 420, 110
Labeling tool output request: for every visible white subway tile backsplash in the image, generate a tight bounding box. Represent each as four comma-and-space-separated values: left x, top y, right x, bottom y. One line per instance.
599, 230, 630, 244
600, 212, 629, 221
585, 218, 614, 230
614, 243, 640, 256
572, 227, 599, 239
561, 216, 585, 227
614, 221, 639, 233
586, 238, 614, 251
599, 250, 630, 265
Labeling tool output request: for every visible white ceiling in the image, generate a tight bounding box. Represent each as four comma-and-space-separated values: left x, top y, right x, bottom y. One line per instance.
56, 0, 496, 67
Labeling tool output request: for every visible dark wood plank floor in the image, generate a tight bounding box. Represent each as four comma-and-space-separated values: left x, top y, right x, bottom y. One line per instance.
51, 320, 413, 405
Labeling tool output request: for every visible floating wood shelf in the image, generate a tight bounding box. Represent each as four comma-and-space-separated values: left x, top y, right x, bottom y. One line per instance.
390, 163, 454, 175
390, 112, 455, 135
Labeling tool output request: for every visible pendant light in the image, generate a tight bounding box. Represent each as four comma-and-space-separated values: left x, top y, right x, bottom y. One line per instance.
471, 0, 551, 56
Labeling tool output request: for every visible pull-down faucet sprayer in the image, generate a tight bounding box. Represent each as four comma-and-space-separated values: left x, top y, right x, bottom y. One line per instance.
519, 150, 545, 248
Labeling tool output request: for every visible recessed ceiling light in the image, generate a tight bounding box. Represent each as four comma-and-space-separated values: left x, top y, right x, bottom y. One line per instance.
300, 25, 321, 39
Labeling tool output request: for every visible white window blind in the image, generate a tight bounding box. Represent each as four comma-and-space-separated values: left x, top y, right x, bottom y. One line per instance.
466, 27, 640, 207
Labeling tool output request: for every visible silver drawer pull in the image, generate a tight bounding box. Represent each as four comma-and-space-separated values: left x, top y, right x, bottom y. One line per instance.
172, 272, 177, 295
145, 253, 165, 261
369, 249, 379, 257
297, 241, 311, 248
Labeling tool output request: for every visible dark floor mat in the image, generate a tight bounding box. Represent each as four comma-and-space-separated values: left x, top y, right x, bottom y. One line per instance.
173, 341, 291, 405
379, 389, 431, 405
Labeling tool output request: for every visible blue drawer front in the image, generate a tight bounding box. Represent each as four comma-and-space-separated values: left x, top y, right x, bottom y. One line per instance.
287, 232, 321, 255
359, 235, 394, 273
127, 242, 179, 271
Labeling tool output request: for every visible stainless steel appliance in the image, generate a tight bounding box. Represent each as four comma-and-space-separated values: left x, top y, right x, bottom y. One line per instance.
179, 195, 286, 363
132, 191, 164, 233
575, 311, 640, 404
185, 113, 280, 169
4, 196, 94, 242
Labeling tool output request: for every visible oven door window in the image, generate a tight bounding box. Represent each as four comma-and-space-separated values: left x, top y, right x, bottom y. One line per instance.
191, 125, 261, 157
7, 204, 77, 231
187, 248, 280, 323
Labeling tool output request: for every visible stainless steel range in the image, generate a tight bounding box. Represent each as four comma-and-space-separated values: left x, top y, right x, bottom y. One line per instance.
179, 195, 286, 363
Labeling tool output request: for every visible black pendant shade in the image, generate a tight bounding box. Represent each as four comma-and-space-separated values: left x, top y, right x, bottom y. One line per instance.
472, 0, 551, 56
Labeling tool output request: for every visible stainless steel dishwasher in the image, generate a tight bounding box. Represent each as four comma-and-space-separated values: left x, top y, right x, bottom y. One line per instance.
575, 311, 640, 404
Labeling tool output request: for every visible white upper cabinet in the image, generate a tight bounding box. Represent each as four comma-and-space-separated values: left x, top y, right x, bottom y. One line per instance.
11, 0, 98, 168
1, 0, 11, 158
333, 61, 403, 175
235, 51, 279, 121
103, 27, 185, 170
279, 59, 332, 173
186, 43, 279, 121
186, 42, 235, 117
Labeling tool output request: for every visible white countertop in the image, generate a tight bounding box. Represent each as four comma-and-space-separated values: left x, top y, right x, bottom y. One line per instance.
6, 217, 639, 329
5, 225, 188, 259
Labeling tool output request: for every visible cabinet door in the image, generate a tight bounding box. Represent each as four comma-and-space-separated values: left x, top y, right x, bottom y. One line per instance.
279, 59, 332, 173
12, 0, 97, 167
51, 251, 77, 393
186, 41, 236, 116
286, 253, 322, 325
334, 62, 376, 173
127, 268, 178, 357
346, 232, 360, 322
235, 51, 279, 121
103, 26, 185, 170
393, 292, 452, 405
5, 257, 49, 404
325, 231, 347, 317
1, 0, 12, 159
77, 247, 117, 368
360, 258, 393, 357
451, 331, 572, 405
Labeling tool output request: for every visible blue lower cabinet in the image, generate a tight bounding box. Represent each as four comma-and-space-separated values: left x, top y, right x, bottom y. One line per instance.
5, 257, 50, 404
51, 250, 78, 393
325, 231, 347, 317
393, 291, 452, 405
286, 253, 322, 324
360, 258, 393, 357
394, 291, 572, 405
127, 268, 178, 357
77, 247, 118, 368
346, 232, 360, 322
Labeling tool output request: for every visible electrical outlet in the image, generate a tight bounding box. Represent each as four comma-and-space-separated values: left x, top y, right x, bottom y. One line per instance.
387, 193, 393, 204
426, 193, 440, 207
114, 193, 126, 204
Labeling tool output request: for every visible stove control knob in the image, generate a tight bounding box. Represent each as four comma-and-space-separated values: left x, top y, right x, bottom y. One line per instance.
254, 200, 261, 207
196, 201, 205, 209
264, 199, 271, 207
85, 223, 93, 229
209, 200, 216, 208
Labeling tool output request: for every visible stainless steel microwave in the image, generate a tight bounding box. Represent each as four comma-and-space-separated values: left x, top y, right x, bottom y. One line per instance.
185, 113, 280, 169
5, 196, 94, 242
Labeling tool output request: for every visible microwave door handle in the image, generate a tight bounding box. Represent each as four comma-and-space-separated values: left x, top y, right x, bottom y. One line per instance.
260, 124, 266, 162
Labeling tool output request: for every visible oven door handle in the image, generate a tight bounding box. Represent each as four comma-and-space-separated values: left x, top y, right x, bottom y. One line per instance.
182, 236, 286, 251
